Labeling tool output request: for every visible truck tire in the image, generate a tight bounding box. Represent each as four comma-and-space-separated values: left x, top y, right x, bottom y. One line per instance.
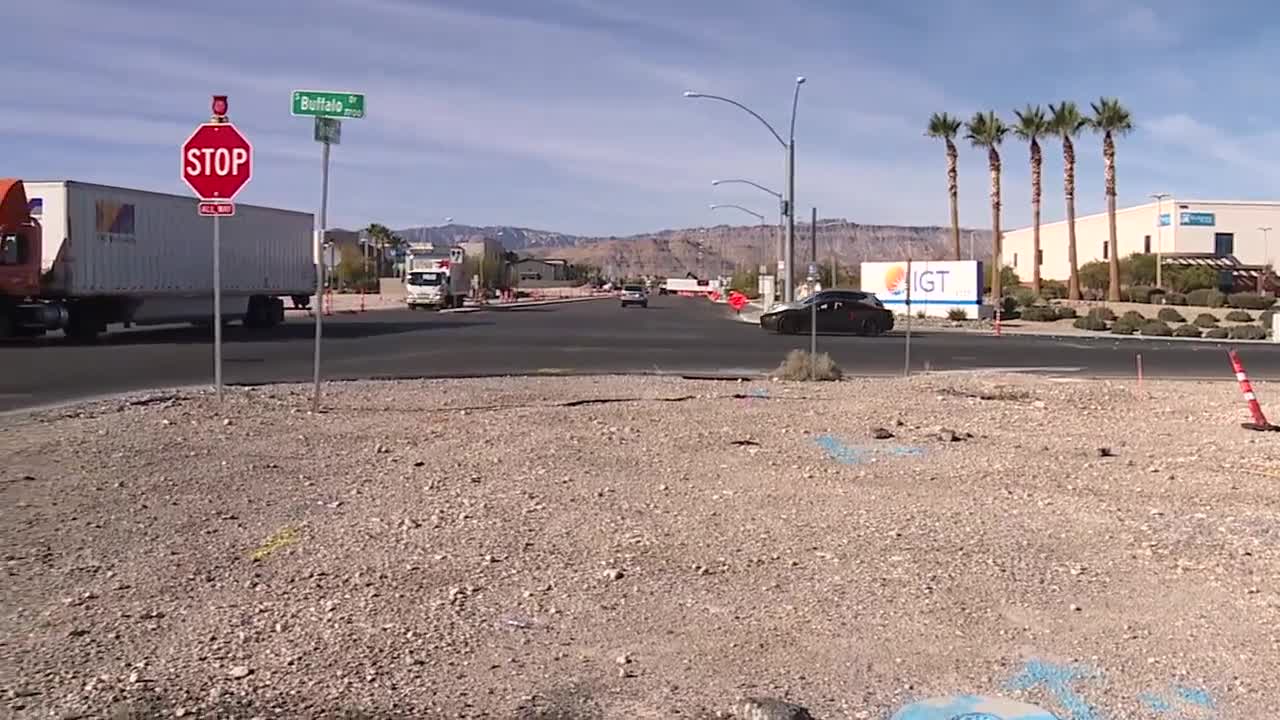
0, 307, 13, 340
66, 307, 102, 343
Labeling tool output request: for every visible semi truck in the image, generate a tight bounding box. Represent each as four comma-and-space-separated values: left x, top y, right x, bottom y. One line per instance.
403, 243, 469, 309
0, 179, 314, 341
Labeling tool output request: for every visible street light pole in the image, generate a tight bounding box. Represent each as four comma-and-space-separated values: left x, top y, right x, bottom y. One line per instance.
685, 76, 805, 302
1260, 226, 1274, 293
1151, 193, 1170, 288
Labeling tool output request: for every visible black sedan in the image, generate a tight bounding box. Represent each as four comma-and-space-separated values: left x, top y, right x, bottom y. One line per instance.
759, 290, 894, 335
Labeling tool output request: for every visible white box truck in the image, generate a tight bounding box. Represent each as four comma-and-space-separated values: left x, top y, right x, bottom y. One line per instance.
1, 179, 314, 341
403, 243, 469, 309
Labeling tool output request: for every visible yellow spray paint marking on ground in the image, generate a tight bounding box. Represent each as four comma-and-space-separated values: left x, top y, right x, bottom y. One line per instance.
250, 526, 299, 561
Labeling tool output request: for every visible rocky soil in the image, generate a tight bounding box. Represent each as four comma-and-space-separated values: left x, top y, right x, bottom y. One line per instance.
2, 374, 1278, 719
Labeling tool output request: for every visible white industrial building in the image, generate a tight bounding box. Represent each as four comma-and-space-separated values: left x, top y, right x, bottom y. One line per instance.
1002, 199, 1280, 286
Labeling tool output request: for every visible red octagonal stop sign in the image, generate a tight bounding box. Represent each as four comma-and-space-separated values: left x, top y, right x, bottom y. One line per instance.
181, 123, 253, 201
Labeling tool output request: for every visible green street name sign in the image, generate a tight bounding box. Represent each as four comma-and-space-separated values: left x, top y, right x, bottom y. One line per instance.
291, 90, 365, 119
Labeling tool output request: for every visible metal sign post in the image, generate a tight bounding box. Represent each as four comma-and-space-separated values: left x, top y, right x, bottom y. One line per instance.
904, 256, 913, 377
312, 118, 339, 413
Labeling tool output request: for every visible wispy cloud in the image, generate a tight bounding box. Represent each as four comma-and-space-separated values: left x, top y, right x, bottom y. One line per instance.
3, 0, 1276, 234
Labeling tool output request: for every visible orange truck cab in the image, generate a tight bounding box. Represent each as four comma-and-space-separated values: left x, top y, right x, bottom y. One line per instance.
0, 179, 48, 338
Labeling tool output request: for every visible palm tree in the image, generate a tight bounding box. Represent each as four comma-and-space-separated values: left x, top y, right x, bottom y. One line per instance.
965, 111, 1010, 300
1049, 102, 1088, 300
1090, 97, 1135, 302
926, 113, 964, 260
1013, 105, 1051, 296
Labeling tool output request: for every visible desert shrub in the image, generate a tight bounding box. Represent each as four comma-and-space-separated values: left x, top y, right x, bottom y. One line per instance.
1227, 293, 1276, 310
1127, 285, 1164, 304
1139, 320, 1172, 336
1166, 265, 1219, 292
1193, 313, 1219, 328
1010, 287, 1040, 307
1120, 310, 1146, 324
1172, 324, 1201, 338
1162, 292, 1187, 305
1055, 305, 1078, 319
1087, 306, 1117, 321
1081, 288, 1105, 301
1039, 280, 1067, 299
1078, 261, 1110, 291
1072, 314, 1107, 331
946, 307, 968, 321
1186, 289, 1226, 308
999, 296, 1017, 317
1110, 319, 1138, 335
1204, 327, 1229, 339
1156, 307, 1186, 323
1228, 324, 1267, 341
916, 310, 927, 319
1019, 305, 1059, 322
774, 350, 842, 381
1225, 310, 1254, 322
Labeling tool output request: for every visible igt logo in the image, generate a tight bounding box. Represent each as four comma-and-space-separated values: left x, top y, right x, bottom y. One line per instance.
884, 265, 950, 295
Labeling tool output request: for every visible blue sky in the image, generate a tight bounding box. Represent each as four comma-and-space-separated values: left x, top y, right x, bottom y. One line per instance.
4, 0, 1277, 236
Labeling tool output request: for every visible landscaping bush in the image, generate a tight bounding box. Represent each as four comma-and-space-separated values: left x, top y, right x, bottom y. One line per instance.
1110, 319, 1138, 335
1087, 306, 1117, 321
1227, 293, 1276, 310
1166, 265, 1218, 292
1072, 314, 1107, 331
1120, 310, 1146, 325
1139, 320, 1172, 336
1162, 292, 1187, 305
1228, 324, 1267, 341
1172, 324, 1201, 338
1054, 305, 1078, 320
1156, 307, 1186, 323
1127, 285, 1164, 304
1204, 327, 1229, 339
1193, 313, 1219, 328
1010, 287, 1040, 308
916, 310, 927, 319
773, 350, 842, 381
1082, 288, 1106, 301
1186, 289, 1226, 308
1039, 280, 1067, 299
1225, 310, 1254, 322
999, 295, 1018, 318
946, 307, 968, 321
1078, 261, 1110, 291
1019, 305, 1059, 322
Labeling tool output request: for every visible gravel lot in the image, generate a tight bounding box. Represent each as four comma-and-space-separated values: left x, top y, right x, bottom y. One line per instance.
3, 374, 1278, 719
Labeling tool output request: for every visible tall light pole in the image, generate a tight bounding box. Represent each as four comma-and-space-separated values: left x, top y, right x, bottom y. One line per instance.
685, 75, 805, 301
709, 203, 765, 278
713, 178, 783, 286
1151, 193, 1170, 288
1261, 226, 1274, 293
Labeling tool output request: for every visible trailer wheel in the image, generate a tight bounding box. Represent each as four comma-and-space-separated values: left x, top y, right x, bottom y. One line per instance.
0, 308, 14, 340
66, 307, 102, 343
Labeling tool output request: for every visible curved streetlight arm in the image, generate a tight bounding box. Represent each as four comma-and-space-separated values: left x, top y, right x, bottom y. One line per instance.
712, 178, 782, 199
709, 203, 766, 224
684, 92, 786, 149
790, 77, 805, 143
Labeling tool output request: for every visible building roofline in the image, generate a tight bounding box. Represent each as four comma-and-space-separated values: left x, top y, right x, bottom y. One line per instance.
1006, 198, 1280, 235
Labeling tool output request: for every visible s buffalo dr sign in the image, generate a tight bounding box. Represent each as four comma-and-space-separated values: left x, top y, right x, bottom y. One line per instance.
181, 123, 253, 201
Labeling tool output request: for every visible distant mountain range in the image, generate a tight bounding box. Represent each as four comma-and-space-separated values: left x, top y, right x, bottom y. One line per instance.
380, 221, 994, 278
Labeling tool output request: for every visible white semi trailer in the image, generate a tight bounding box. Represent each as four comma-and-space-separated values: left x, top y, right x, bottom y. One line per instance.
0, 179, 314, 341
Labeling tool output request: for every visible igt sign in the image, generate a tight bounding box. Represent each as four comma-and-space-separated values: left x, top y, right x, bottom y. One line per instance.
181, 123, 253, 200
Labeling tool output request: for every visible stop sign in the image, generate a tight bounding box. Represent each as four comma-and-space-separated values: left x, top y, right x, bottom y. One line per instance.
181, 123, 253, 200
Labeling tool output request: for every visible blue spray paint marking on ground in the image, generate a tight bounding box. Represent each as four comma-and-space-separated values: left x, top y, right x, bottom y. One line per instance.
814, 436, 924, 464
890, 695, 1057, 720
814, 435, 867, 464
1005, 659, 1099, 720
1174, 686, 1214, 709
1139, 692, 1175, 714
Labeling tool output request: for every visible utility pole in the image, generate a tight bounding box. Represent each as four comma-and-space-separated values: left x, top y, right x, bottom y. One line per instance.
1151, 193, 1170, 288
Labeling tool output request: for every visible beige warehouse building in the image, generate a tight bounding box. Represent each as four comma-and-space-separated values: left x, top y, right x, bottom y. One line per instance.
1002, 199, 1280, 283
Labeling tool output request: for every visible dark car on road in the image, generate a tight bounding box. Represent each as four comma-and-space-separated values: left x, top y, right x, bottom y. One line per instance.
759, 290, 894, 335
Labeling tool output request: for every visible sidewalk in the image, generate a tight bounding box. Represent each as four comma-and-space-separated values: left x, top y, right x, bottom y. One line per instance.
291, 291, 610, 315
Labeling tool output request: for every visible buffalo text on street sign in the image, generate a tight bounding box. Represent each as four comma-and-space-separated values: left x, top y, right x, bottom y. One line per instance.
292, 90, 365, 119
181, 123, 253, 200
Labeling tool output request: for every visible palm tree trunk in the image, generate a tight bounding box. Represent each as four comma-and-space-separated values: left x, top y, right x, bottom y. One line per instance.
947, 141, 961, 260
1064, 138, 1081, 300
989, 148, 1003, 301
1104, 133, 1121, 301
1030, 139, 1042, 296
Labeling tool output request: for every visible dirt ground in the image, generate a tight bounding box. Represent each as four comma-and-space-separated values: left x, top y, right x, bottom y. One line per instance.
2, 374, 1278, 719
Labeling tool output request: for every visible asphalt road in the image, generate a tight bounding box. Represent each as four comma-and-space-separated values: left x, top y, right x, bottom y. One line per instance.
4, 295, 1280, 412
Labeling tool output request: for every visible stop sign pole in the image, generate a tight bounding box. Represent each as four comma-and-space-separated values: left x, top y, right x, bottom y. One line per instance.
181, 95, 252, 403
